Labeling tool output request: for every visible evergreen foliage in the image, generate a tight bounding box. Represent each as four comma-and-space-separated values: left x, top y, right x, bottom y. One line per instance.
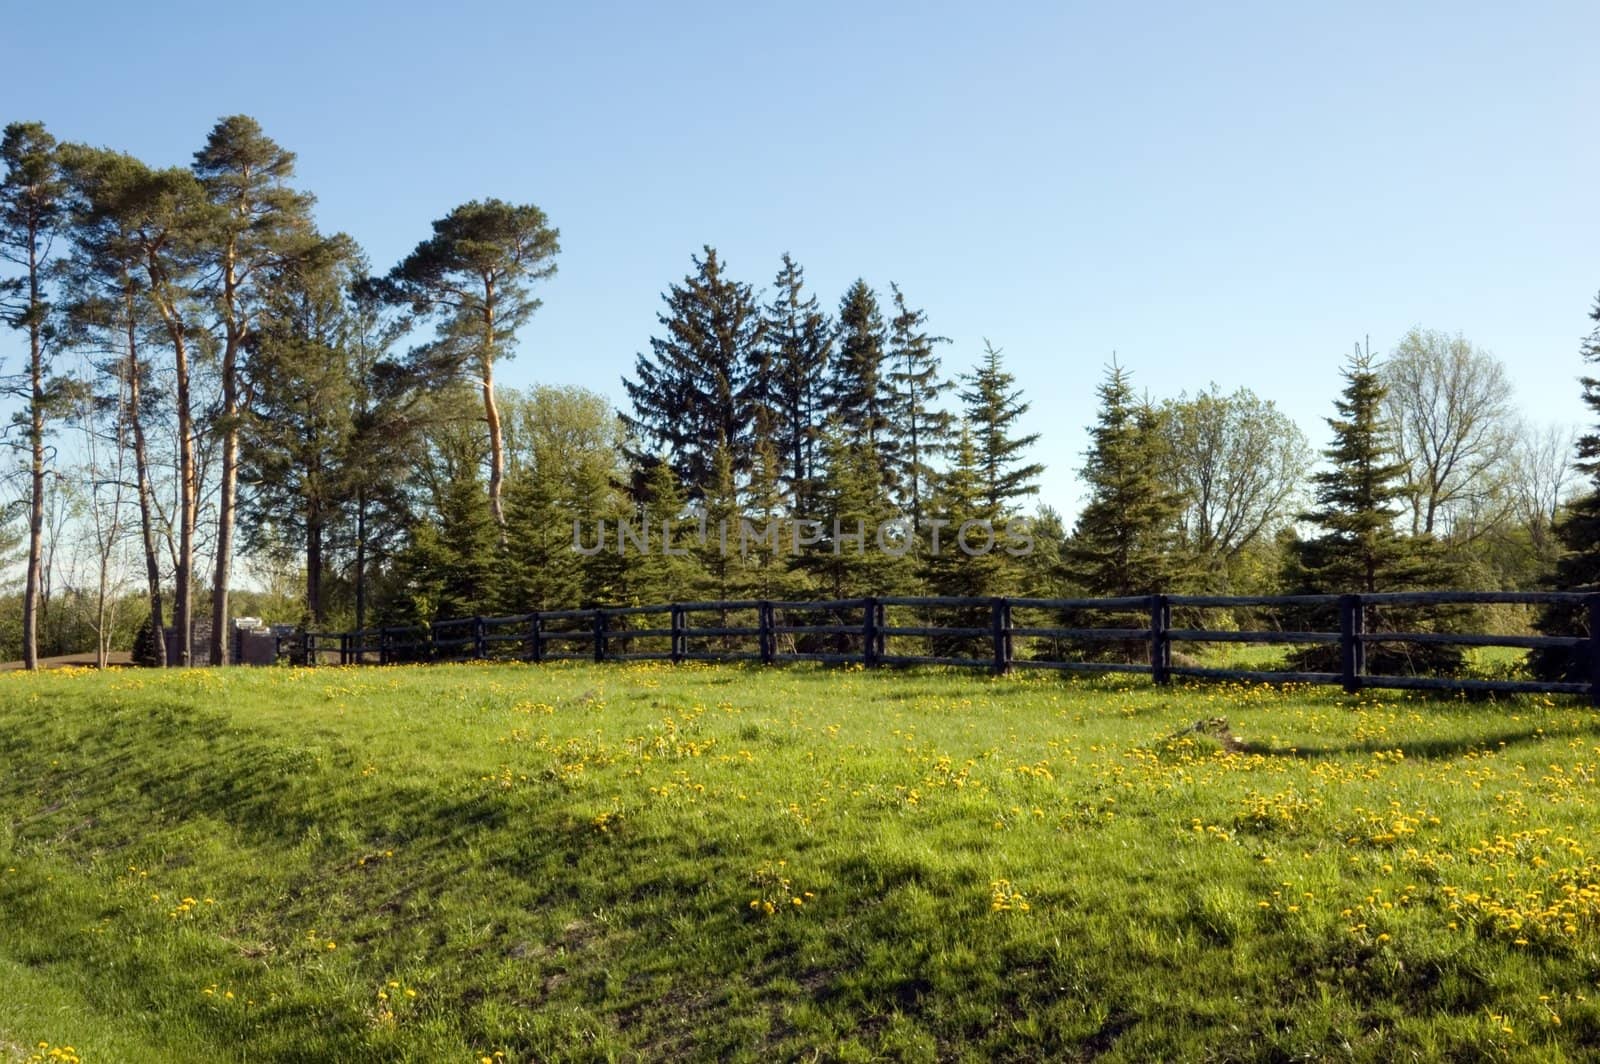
1283, 352, 1462, 675
761, 254, 832, 508
1065, 361, 1184, 596
383, 198, 560, 536
886, 284, 951, 523
622, 246, 765, 499
958, 341, 1043, 515
922, 425, 1011, 658
826, 280, 895, 493
793, 423, 910, 600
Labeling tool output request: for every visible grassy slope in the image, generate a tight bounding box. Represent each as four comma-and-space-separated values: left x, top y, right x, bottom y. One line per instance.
1, 662, 1597, 1062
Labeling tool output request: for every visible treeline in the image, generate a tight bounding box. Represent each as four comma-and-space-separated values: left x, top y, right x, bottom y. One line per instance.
0, 115, 1588, 668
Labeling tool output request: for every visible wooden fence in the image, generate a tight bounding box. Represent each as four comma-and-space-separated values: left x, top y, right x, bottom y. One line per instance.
281, 591, 1600, 702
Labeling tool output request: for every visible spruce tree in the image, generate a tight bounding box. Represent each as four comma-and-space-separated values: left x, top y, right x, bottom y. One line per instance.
695, 434, 744, 603
762, 253, 832, 508
922, 424, 1011, 656
958, 341, 1043, 515
1283, 351, 1461, 674
827, 280, 895, 493
1533, 294, 1600, 680
743, 435, 789, 599
239, 234, 363, 628
622, 247, 765, 499
793, 422, 910, 600
388, 438, 499, 625
1065, 360, 1184, 596
497, 452, 581, 612
886, 283, 952, 524
621, 456, 697, 606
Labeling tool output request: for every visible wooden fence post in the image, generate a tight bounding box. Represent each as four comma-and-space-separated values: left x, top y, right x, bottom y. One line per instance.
528, 612, 543, 664
1150, 594, 1171, 685
1339, 594, 1365, 693
1587, 594, 1600, 708
670, 605, 685, 664
379, 627, 392, 667
473, 616, 487, 660
991, 597, 1013, 675
759, 601, 775, 665
863, 597, 881, 668
593, 609, 608, 663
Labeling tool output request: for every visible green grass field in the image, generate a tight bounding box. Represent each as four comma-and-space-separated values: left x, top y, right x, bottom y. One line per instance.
2, 661, 1597, 1062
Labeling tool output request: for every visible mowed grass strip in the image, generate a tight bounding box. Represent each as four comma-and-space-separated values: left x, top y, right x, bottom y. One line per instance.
1, 662, 1598, 1062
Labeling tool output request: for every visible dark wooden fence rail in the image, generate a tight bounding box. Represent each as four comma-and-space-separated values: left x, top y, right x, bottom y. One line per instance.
283, 591, 1600, 703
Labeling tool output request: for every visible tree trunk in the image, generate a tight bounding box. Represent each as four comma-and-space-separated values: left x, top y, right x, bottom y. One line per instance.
482, 280, 507, 540
353, 486, 367, 636
175, 330, 196, 666
147, 252, 196, 667
306, 508, 323, 628
210, 246, 242, 666
128, 325, 166, 667
21, 227, 42, 670
211, 387, 237, 663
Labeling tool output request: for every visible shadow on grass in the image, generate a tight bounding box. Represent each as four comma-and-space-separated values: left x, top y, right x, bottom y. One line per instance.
1239, 719, 1600, 762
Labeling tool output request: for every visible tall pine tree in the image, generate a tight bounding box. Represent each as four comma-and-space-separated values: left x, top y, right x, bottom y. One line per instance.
0, 122, 67, 670
58, 144, 169, 664
384, 199, 560, 540
193, 115, 319, 663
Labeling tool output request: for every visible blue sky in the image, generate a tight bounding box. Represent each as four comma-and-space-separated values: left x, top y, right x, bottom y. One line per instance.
6, 0, 1598, 514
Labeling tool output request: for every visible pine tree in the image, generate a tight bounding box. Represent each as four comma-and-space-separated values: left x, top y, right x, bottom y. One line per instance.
0, 122, 67, 670
1284, 350, 1461, 674
193, 116, 319, 663
622, 247, 765, 500
886, 284, 952, 524
827, 280, 895, 494
958, 341, 1043, 515
1533, 294, 1600, 680
77, 160, 211, 664
1065, 360, 1184, 596
762, 253, 832, 508
58, 144, 169, 665
384, 199, 560, 539
343, 276, 420, 635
